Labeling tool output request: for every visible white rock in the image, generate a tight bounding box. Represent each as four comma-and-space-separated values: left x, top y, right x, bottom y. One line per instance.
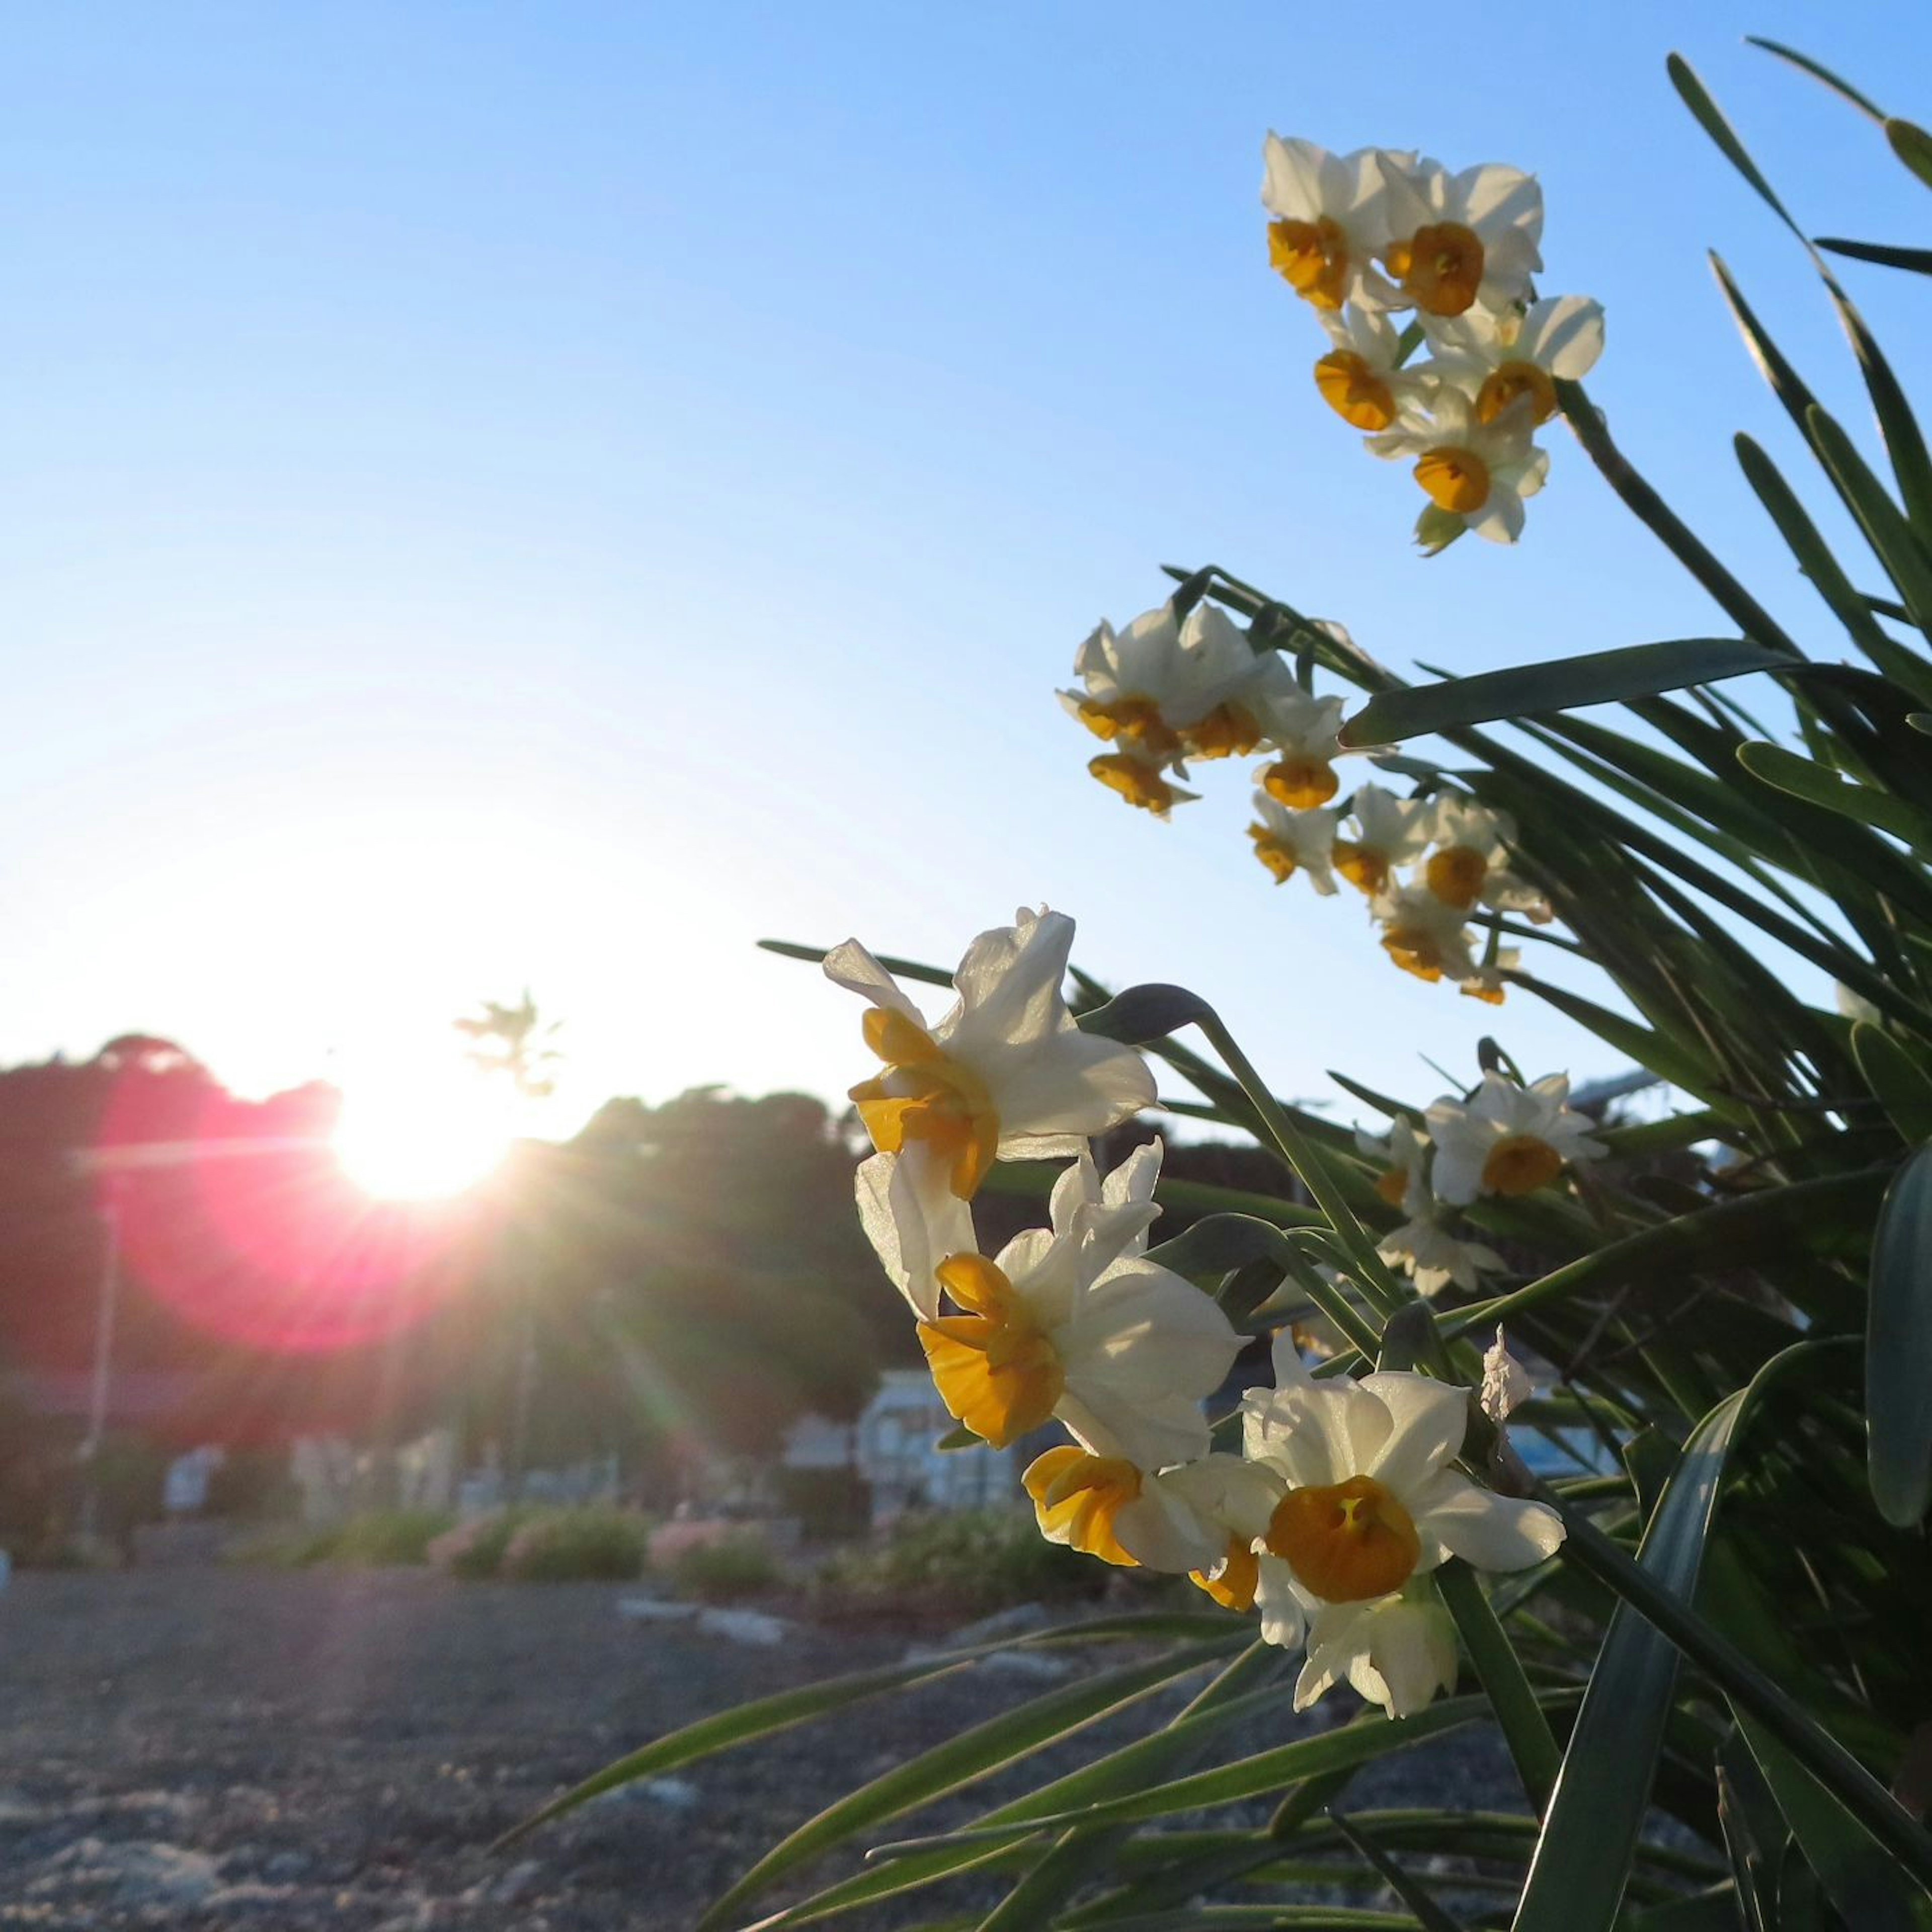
695, 1606, 789, 1646
616, 1596, 700, 1622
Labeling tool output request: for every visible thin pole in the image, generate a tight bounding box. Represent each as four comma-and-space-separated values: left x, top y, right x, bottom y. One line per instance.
78, 1193, 122, 1539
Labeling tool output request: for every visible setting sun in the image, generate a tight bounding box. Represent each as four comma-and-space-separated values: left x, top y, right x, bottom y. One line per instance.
332, 1062, 518, 1200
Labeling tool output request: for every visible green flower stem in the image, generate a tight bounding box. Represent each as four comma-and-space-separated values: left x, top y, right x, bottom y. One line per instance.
1192, 1008, 1409, 1319
1435, 1561, 1562, 1817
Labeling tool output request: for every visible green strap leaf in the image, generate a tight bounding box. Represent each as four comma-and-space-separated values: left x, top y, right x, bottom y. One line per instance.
1737, 740, 1932, 847
1733, 433, 1932, 701
692, 1637, 1242, 1931
1339, 640, 1784, 748
1717, 1735, 1786, 1932
1668, 52, 1807, 241
1868, 1144, 1932, 1527
1816, 237, 1932, 275
1852, 1023, 1932, 1144
970, 1643, 1288, 1932
1435, 1561, 1561, 1816
1512, 1378, 1756, 1931
1745, 37, 1884, 119
1077, 982, 1215, 1044
1734, 1709, 1932, 1929
1325, 1812, 1465, 1932
1886, 117, 1932, 191
1821, 278, 1932, 541
1807, 403, 1932, 635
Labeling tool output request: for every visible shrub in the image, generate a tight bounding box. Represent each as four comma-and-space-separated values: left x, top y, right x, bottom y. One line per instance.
427, 1507, 532, 1580
812, 1508, 1106, 1618
230, 1508, 453, 1569
500, 1505, 649, 1582
669, 1531, 782, 1601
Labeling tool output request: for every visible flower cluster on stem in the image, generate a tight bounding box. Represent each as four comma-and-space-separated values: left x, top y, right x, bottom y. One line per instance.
1262, 135, 1603, 552
828, 907, 1566, 1718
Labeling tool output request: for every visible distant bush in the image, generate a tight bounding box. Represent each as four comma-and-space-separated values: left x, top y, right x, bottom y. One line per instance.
500, 1505, 649, 1582
230, 1507, 453, 1569
670, 1532, 782, 1602
329, 1507, 456, 1567
427, 1507, 534, 1580
812, 1508, 1105, 1618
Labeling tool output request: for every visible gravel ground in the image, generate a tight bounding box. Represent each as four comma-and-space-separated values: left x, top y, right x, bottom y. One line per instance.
0, 1568, 1518, 1929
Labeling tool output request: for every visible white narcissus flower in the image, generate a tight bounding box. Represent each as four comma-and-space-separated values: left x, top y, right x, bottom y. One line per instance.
1374, 881, 1482, 989
1241, 1335, 1564, 1708
917, 1140, 1243, 1469
1293, 1580, 1462, 1719
1248, 795, 1340, 896
1333, 784, 1436, 899
1426, 1071, 1608, 1208
1355, 1114, 1430, 1211
1061, 602, 1282, 789
1023, 1444, 1280, 1608
830, 910, 1156, 1316
1377, 1210, 1506, 1298
1422, 795, 1550, 923
1425, 295, 1606, 427
1311, 307, 1433, 433
1261, 136, 1406, 312
1254, 685, 1348, 811
1367, 388, 1550, 549
1377, 154, 1544, 319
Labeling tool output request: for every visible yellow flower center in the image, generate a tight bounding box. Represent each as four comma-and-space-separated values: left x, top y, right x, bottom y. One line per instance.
1414, 447, 1492, 516
1381, 926, 1447, 984
1023, 1446, 1141, 1565
1266, 1474, 1420, 1603
1313, 349, 1397, 431
1426, 845, 1489, 909
1333, 839, 1389, 897
1260, 757, 1339, 810
1476, 359, 1557, 427
1384, 221, 1485, 316
919, 1253, 1065, 1450
1089, 753, 1182, 816
1248, 824, 1299, 885
1462, 977, 1507, 1008
1375, 1165, 1410, 1208
1184, 701, 1263, 760
1191, 1536, 1260, 1613
1267, 215, 1350, 310
848, 1007, 1000, 1198
1075, 694, 1183, 761
1480, 1133, 1564, 1197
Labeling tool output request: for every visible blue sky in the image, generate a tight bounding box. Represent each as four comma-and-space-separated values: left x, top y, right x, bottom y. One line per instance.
6, 2, 1929, 1137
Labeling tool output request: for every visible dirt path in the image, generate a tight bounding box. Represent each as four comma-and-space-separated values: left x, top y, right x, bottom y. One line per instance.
0, 1568, 1510, 1927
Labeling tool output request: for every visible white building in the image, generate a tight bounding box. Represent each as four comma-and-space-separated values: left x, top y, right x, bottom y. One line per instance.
782, 1369, 1026, 1522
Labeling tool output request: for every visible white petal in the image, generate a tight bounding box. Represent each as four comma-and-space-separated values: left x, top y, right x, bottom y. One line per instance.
1410, 1470, 1566, 1572
857, 1149, 975, 1321
1359, 1372, 1471, 1495
1255, 1554, 1310, 1652
823, 939, 926, 1022
1520, 294, 1604, 379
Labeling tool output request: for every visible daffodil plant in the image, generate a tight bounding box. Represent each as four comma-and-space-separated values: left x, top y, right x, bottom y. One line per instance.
518, 44, 1932, 1929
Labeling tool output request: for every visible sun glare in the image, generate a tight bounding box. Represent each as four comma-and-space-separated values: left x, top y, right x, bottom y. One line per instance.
333, 1061, 517, 1200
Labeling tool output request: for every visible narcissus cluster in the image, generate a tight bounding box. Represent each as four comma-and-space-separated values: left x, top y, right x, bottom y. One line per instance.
828, 908, 1566, 1718
1262, 135, 1604, 551
1063, 594, 1556, 1006
1367, 1070, 1608, 1296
